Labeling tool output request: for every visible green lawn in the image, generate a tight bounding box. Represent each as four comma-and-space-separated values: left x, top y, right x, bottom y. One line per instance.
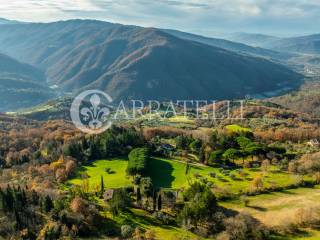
69, 158, 132, 189
150, 158, 305, 192
225, 124, 251, 133
68, 158, 320, 239
69, 157, 305, 195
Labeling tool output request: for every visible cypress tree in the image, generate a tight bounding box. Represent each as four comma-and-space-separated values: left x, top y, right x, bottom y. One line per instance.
152, 190, 157, 211
14, 209, 22, 229
39, 197, 43, 213
0, 188, 4, 211
157, 193, 162, 211
136, 187, 141, 203
100, 175, 105, 196
22, 190, 27, 206
43, 195, 54, 213
5, 185, 14, 212
199, 145, 206, 163
31, 190, 39, 205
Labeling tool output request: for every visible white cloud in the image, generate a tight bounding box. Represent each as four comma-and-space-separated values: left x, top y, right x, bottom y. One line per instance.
0, 0, 318, 35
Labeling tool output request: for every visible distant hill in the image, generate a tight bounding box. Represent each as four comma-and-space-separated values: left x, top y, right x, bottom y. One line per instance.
264, 34, 320, 54
14, 97, 73, 121
0, 53, 55, 111
227, 32, 280, 47
0, 19, 303, 102
164, 29, 292, 61
270, 81, 320, 118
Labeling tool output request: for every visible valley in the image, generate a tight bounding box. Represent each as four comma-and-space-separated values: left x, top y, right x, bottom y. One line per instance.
0, 19, 304, 110
0, 13, 319, 240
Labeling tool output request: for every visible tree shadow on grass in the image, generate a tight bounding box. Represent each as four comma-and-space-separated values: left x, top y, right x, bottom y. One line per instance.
279, 189, 296, 195
148, 158, 175, 188
121, 209, 180, 231
247, 205, 267, 211
190, 165, 205, 170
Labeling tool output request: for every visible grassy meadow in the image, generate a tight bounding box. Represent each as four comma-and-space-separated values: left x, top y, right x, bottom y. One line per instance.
69, 157, 309, 194
69, 158, 132, 189
67, 156, 319, 239
221, 187, 320, 239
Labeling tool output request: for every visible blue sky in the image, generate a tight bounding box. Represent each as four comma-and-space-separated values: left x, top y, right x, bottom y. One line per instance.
0, 0, 319, 37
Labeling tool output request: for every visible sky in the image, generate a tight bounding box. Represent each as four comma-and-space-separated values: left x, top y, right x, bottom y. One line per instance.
0, 0, 319, 37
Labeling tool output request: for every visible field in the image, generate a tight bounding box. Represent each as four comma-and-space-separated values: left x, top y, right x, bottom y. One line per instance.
69, 157, 308, 194
225, 124, 252, 133
67, 157, 320, 239
165, 116, 195, 124
222, 187, 320, 239
69, 158, 132, 189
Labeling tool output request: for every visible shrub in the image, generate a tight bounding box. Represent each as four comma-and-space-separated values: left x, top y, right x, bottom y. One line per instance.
314, 172, 320, 184
65, 160, 77, 176
240, 195, 250, 207
70, 197, 87, 215
288, 161, 298, 173
252, 176, 263, 190
294, 207, 320, 229
261, 160, 270, 172
121, 225, 134, 239
209, 150, 224, 164
209, 172, 216, 178
229, 174, 236, 180
109, 189, 131, 216
296, 152, 320, 175
145, 229, 155, 240
55, 168, 67, 183
220, 213, 268, 240
206, 181, 214, 187
239, 170, 248, 178
243, 161, 251, 168
193, 173, 201, 179
153, 211, 174, 225
274, 222, 299, 235
134, 227, 143, 240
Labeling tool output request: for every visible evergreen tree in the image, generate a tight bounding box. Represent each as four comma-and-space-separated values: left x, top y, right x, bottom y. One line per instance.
136, 187, 141, 203
22, 189, 27, 205
185, 163, 190, 175
0, 188, 4, 211
43, 195, 54, 213
152, 190, 157, 211
5, 185, 14, 212
199, 145, 206, 163
31, 190, 39, 205
157, 193, 162, 211
100, 175, 105, 196
14, 209, 22, 229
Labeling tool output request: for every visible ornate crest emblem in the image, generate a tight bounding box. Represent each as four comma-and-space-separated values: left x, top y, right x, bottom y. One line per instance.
70, 90, 113, 134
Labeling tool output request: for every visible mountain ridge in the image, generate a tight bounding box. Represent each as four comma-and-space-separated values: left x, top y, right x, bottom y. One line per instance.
0, 53, 55, 111
163, 29, 293, 61
264, 34, 320, 54
0, 19, 303, 103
